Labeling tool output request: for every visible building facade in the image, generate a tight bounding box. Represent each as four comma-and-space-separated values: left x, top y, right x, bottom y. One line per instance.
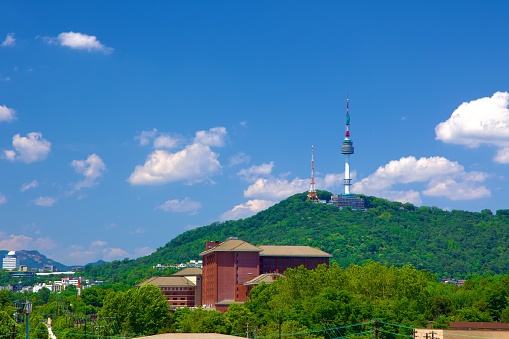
201, 238, 332, 311
2, 251, 17, 271
138, 267, 203, 309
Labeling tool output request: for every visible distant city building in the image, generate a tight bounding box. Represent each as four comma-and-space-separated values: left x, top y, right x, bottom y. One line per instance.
201, 237, 332, 311
3, 251, 17, 271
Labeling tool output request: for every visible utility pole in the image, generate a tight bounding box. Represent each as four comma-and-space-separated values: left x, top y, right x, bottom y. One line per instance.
373, 319, 380, 339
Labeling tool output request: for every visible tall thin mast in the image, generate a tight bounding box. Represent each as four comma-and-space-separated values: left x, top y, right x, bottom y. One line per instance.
307, 145, 319, 202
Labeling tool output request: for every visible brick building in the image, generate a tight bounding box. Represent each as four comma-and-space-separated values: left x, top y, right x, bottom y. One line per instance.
138, 267, 202, 309
200, 237, 332, 311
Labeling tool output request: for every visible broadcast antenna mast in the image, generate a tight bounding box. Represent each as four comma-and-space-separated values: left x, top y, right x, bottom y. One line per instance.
307, 145, 319, 202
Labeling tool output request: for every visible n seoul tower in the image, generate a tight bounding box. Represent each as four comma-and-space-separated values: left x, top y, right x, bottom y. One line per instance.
341, 97, 354, 196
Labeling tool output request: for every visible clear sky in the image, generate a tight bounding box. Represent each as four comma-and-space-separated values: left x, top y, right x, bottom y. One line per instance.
1, 1, 509, 265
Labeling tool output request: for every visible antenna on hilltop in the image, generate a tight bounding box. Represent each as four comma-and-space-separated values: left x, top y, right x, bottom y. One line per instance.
307, 145, 319, 203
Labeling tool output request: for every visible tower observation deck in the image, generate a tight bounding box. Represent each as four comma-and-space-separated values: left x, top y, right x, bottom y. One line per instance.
330, 97, 365, 210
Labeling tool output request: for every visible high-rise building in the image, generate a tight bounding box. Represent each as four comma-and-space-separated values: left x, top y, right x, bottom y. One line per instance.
3, 251, 17, 271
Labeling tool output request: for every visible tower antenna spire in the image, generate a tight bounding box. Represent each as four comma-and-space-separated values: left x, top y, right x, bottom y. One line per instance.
307, 145, 319, 202
341, 95, 354, 195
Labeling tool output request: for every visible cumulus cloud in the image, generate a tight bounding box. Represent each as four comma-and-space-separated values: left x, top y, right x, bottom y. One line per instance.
157, 197, 201, 214
193, 127, 227, 147
244, 177, 308, 200
134, 247, 155, 257
228, 152, 251, 167
238, 162, 274, 182
34, 196, 56, 207
20, 180, 38, 192
0, 234, 56, 252
135, 129, 158, 146
153, 135, 180, 149
103, 248, 129, 261
91, 240, 107, 247
129, 127, 228, 185
71, 153, 106, 190
220, 199, 276, 221
435, 91, 509, 163
353, 156, 490, 203
1, 33, 15, 47
45, 31, 113, 53
0, 105, 16, 122
3, 132, 51, 163
0, 194, 6, 204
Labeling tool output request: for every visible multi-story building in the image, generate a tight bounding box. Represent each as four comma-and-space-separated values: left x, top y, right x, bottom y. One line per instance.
2, 251, 17, 271
138, 267, 203, 309
200, 237, 332, 311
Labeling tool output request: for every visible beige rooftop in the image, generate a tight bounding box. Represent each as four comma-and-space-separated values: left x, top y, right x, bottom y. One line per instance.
172, 267, 202, 276
259, 245, 332, 257
138, 276, 195, 287
200, 239, 261, 256
244, 273, 282, 286
136, 334, 240, 339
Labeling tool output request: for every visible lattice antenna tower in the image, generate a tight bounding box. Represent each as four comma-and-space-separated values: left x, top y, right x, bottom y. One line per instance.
307, 145, 319, 202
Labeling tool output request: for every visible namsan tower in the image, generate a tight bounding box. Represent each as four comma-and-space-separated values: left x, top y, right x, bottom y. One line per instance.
341, 98, 354, 195
307, 145, 319, 202
331, 97, 365, 209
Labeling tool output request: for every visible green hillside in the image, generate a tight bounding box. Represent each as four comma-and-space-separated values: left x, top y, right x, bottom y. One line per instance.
84, 192, 509, 282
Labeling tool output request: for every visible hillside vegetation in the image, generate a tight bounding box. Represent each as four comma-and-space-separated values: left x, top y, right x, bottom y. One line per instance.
84, 192, 509, 282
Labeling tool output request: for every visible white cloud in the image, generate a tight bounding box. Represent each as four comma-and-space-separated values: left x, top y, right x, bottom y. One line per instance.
494, 147, 509, 163
134, 247, 155, 257
157, 197, 201, 214
353, 156, 490, 203
153, 135, 180, 149
103, 247, 129, 261
228, 152, 251, 167
3, 132, 51, 163
1, 33, 15, 47
220, 199, 276, 221
71, 153, 106, 190
129, 127, 227, 185
20, 180, 39, 192
193, 127, 227, 147
0, 105, 16, 122
45, 32, 113, 53
244, 177, 308, 200
435, 91, 509, 163
128, 228, 146, 235
0, 194, 6, 204
91, 240, 107, 247
135, 129, 158, 146
0, 234, 56, 252
238, 162, 274, 182
128, 143, 222, 185
34, 196, 56, 207
378, 190, 422, 206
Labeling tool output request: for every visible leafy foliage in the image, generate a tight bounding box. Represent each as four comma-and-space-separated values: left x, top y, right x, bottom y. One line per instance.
89, 191, 509, 281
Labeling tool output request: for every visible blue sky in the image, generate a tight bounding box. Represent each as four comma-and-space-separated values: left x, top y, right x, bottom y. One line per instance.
1, 2, 509, 265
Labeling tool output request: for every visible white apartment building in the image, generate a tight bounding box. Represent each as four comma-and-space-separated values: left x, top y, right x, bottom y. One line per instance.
2, 251, 17, 271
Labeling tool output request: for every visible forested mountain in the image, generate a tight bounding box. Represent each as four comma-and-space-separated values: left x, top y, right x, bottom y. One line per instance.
84, 191, 509, 282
